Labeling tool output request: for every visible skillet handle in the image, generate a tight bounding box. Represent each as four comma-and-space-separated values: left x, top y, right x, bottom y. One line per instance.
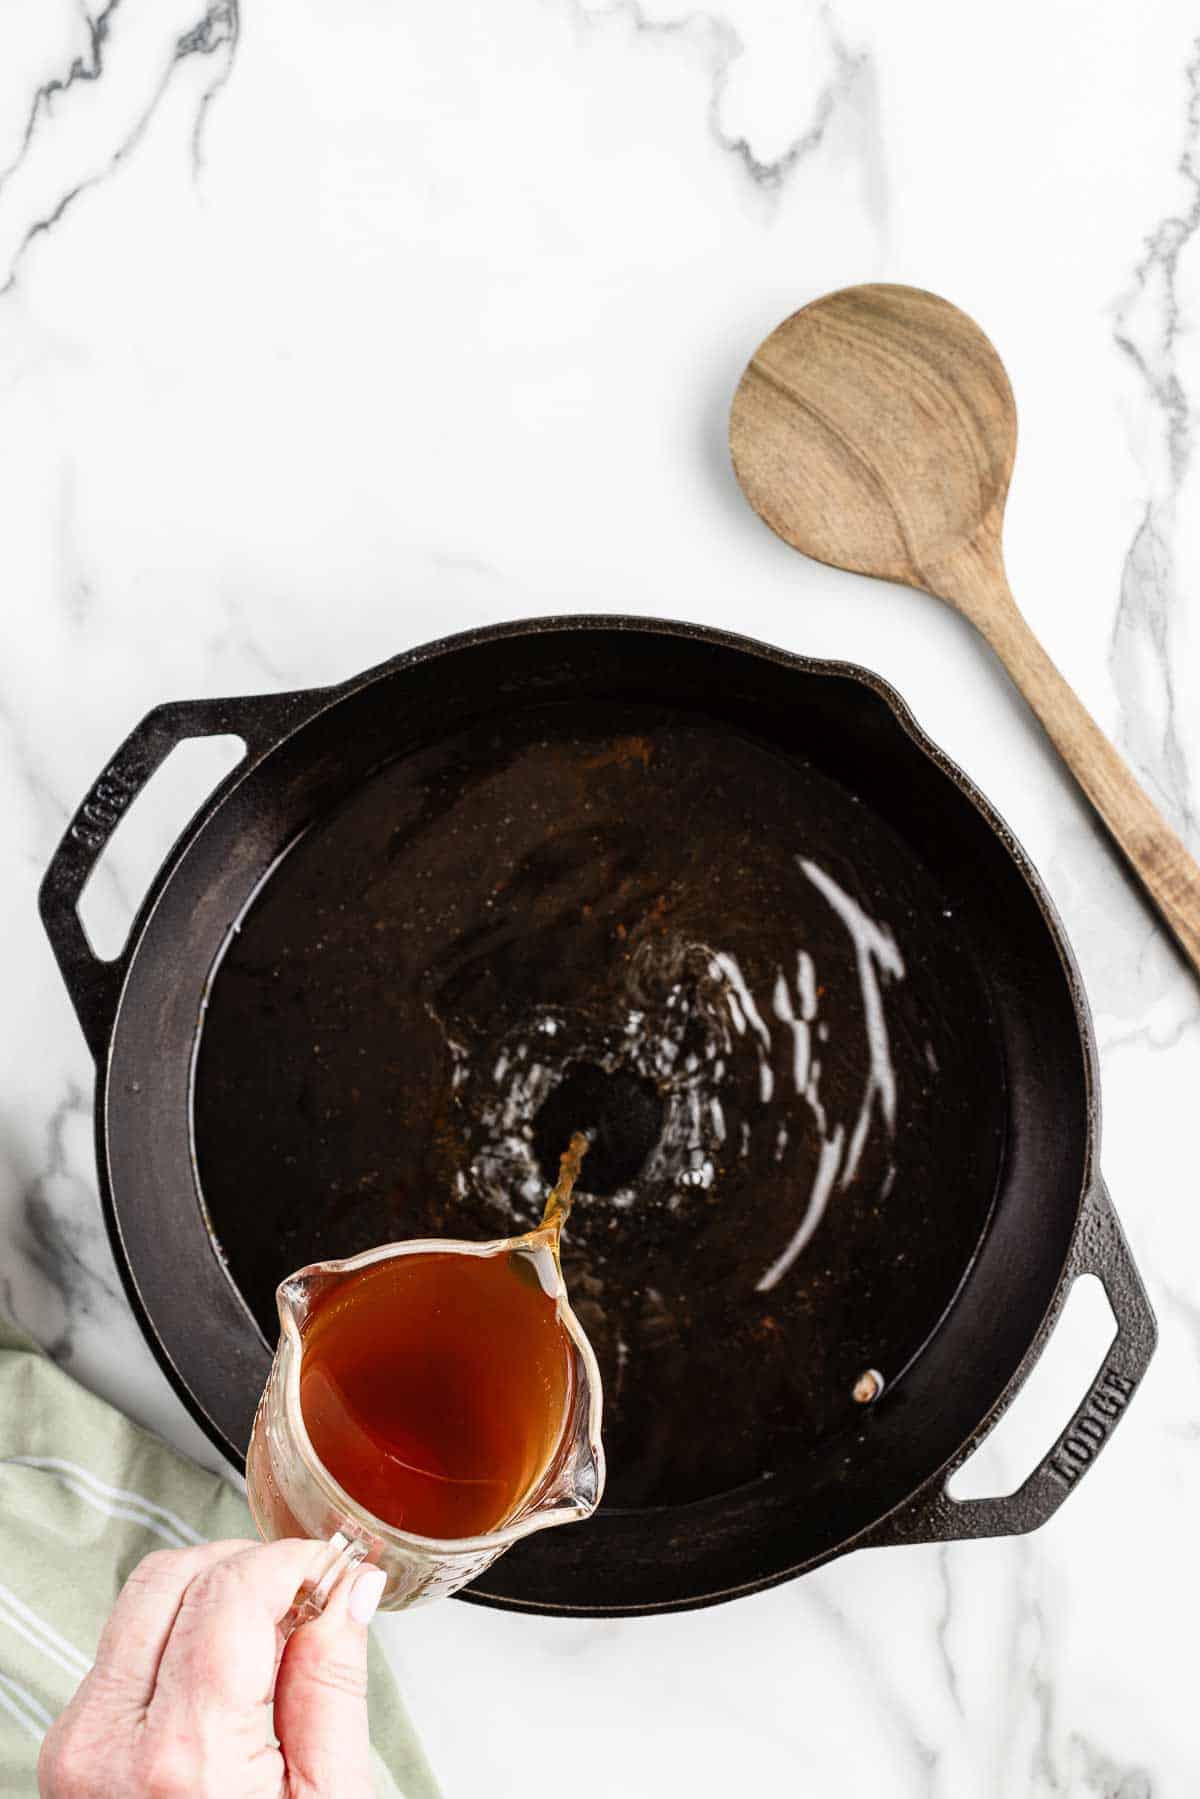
861, 1179, 1156, 1549
39, 691, 319, 1061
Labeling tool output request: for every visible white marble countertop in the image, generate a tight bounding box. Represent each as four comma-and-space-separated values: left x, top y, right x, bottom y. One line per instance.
3, 2, 1199, 1793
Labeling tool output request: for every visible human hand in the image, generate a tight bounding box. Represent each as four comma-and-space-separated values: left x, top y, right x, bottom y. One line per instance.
37, 1538, 387, 1798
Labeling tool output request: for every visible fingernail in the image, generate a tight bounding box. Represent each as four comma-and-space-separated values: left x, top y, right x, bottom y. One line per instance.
349, 1565, 386, 1626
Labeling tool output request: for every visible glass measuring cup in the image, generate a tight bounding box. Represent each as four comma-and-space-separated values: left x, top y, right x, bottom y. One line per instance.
246, 1212, 605, 1615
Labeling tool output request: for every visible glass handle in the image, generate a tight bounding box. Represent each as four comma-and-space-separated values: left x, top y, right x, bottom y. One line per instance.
279, 1532, 369, 1641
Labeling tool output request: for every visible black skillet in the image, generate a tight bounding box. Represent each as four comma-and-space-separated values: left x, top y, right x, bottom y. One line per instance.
40, 618, 1155, 1614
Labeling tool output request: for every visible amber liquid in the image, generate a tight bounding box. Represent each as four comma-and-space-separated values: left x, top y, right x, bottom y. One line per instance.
299, 1248, 575, 1539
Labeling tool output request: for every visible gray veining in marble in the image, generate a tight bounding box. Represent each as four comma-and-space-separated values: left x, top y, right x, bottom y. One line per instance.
0, 0, 240, 292
1111, 38, 1200, 845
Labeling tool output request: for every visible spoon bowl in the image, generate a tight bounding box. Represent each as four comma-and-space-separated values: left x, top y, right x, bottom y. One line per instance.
731, 284, 1015, 593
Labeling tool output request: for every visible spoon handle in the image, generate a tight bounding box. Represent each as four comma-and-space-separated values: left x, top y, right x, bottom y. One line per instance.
977, 586, 1200, 977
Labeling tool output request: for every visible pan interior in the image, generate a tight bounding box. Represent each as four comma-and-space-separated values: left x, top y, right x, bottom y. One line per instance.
193, 700, 1007, 1510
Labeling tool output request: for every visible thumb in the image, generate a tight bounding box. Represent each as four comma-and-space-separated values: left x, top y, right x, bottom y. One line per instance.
275, 1562, 386, 1797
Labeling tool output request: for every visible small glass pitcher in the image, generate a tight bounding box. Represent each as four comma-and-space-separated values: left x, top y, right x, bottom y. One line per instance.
246, 1219, 605, 1616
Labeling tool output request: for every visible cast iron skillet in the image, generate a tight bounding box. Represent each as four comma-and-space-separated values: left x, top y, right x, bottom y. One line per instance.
40, 618, 1155, 1615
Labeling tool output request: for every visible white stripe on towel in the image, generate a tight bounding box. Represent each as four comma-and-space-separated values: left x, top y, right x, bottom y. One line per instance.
0, 1671, 53, 1731
0, 1584, 90, 1679
8, 1458, 204, 1548
0, 1613, 86, 1685
0, 1677, 48, 1744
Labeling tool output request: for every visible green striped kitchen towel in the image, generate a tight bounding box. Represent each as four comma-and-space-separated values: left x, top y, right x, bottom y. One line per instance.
0, 1312, 439, 1797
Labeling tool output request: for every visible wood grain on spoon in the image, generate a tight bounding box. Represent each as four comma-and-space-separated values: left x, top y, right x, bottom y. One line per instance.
729, 282, 1200, 978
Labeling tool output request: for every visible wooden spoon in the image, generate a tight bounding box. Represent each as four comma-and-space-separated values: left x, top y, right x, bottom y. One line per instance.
729, 281, 1200, 977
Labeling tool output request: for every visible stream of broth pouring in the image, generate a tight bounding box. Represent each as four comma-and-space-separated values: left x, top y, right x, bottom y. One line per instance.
298, 1137, 588, 1539
540, 1130, 589, 1240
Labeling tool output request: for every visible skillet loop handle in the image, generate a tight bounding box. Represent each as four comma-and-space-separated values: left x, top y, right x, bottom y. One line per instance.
39, 692, 313, 1062
864, 1180, 1156, 1549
